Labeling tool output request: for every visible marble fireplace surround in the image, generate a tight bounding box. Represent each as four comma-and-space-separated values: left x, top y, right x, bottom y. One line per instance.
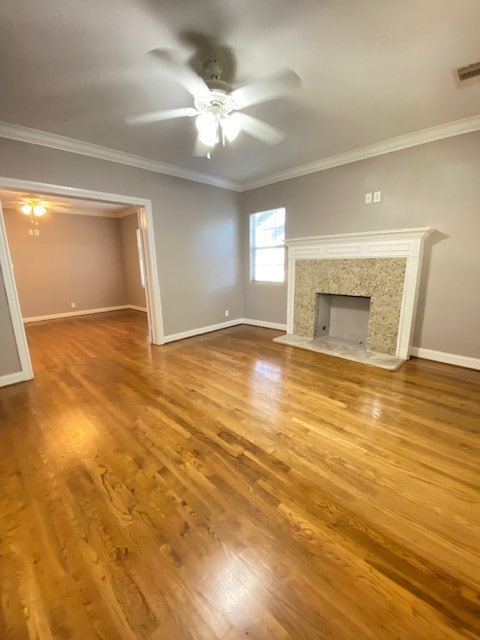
284, 228, 433, 360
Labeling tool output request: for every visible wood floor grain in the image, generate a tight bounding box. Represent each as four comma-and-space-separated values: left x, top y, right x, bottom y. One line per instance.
0, 310, 479, 639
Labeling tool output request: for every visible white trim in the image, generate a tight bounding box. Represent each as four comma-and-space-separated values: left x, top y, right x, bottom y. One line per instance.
0, 122, 241, 192
136, 205, 164, 344
164, 318, 243, 343
2, 116, 480, 194
242, 318, 287, 331
410, 347, 480, 371
1, 202, 137, 219
0, 371, 30, 388
285, 228, 433, 360
23, 306, 133, 323
50, 207, 137, 219
163, 318, 287, 343
23, 305, 148, 322
56, 207, 136, 218
286, 227, 433, 249
242, 114, 480, 190
0, 203, 34, 381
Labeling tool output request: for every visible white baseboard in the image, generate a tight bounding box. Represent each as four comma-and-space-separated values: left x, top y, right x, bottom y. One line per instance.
163, 317, 287, 344
0, 370, 32, 388
241, 318, 287, 331
410, 347, 480, 371
22, 305, 145, 323
164, 318, 243, 343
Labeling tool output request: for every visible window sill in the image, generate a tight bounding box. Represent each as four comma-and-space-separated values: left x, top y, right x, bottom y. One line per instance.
250, 280, 286, 286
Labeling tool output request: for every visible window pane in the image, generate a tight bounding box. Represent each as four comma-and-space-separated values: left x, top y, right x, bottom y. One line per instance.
254, 247, 284, 282
254, 210, 277, 230
250, 208, 285, 282
274, 208, 285, 228
255, 226, 284, 247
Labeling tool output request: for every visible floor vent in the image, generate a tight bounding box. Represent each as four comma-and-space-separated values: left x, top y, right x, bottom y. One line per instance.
456, 61, 480, 86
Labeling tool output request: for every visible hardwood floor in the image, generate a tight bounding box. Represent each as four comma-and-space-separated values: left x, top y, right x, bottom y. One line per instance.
1, 310, 479, 640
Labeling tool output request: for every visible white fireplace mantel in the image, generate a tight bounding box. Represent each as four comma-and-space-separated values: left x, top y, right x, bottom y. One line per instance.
285, 227, 434, 359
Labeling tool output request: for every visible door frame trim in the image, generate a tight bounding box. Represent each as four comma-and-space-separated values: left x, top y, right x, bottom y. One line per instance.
0, 176, 165, 387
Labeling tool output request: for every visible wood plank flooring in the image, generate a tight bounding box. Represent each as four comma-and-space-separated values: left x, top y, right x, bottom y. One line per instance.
0, 310, 479, 639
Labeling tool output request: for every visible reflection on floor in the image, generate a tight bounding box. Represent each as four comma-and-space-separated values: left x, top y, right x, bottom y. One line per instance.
0, 311, 479, 639
273, 333, 404, 370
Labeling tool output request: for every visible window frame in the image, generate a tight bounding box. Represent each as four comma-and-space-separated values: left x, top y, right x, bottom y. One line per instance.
249, 207, 286, 284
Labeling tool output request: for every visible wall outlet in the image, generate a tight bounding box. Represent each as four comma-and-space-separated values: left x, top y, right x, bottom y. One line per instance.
365, 193, 373, 204
373, 190, 382, 203
28, 229, 34, 236
71, 302, 76, 309
224, 309, 230, 318
34, 229, 40, 236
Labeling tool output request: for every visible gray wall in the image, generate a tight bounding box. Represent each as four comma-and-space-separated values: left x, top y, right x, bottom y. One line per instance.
2, 130, 479, 379
0, 138, 243, 378
120, 212, 146, 309
4, 209, 128, 317
242, 132, 480, 359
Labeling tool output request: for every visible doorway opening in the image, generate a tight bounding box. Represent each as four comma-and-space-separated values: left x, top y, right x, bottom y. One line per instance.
0, 178, 164, 384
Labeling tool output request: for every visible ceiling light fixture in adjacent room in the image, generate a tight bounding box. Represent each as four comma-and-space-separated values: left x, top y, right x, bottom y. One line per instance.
20, 200, 48, 222
33, 204, 47, 217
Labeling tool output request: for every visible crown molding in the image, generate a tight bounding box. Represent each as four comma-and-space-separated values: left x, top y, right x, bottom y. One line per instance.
241, 113, 480, 191
1, 115, 480, 195
2, 203, 137, 219
0, 122, 242, 192
49, 206, 137, 218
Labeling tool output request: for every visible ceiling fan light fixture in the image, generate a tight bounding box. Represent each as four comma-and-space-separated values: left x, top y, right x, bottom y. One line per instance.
221, 113, 242, 142
21, 203, 33, 215
196, 113, 218, 147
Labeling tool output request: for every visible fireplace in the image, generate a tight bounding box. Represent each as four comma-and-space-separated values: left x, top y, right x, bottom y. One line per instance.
274, 228, 433, 368
292, 256, 406, 355
315, 294, 371, 346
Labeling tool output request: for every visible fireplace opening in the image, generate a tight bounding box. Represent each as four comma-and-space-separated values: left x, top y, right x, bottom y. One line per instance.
315, 294, 371, 348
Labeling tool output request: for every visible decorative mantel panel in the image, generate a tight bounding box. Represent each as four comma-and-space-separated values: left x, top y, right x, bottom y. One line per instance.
285, 228, 433, 359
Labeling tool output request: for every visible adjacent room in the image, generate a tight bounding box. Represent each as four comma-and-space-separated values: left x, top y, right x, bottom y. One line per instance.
1, 190, 147, 317
0, 1, 479, 639
0, 189, 150, 371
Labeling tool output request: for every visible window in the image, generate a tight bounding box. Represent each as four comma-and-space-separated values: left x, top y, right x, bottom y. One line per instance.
250, 208, 285, 283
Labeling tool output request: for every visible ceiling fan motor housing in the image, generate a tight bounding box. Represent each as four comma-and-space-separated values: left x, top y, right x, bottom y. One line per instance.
194, 89, 238, 121
192, 58, 238, 121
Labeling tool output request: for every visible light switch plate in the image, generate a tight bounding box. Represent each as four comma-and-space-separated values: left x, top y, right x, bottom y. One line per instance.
374, 190, 382, 203
365, 193, 373, 204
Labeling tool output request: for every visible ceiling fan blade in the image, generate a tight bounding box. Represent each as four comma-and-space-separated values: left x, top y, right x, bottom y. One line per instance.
232, 69, 301, 109
126, 107, 197, 125
238, 114, 285, 145
149, 48, 209, 97
193, 135, 212, 158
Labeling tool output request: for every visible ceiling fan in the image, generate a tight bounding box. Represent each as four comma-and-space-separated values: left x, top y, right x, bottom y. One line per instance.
126, 49, 301, 158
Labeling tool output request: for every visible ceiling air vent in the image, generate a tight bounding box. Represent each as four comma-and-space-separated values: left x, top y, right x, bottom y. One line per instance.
455, 61, 480, 86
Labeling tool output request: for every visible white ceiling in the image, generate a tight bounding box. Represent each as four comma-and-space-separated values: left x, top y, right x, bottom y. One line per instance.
1, 0, 479, 184
0, 189, 135, 217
